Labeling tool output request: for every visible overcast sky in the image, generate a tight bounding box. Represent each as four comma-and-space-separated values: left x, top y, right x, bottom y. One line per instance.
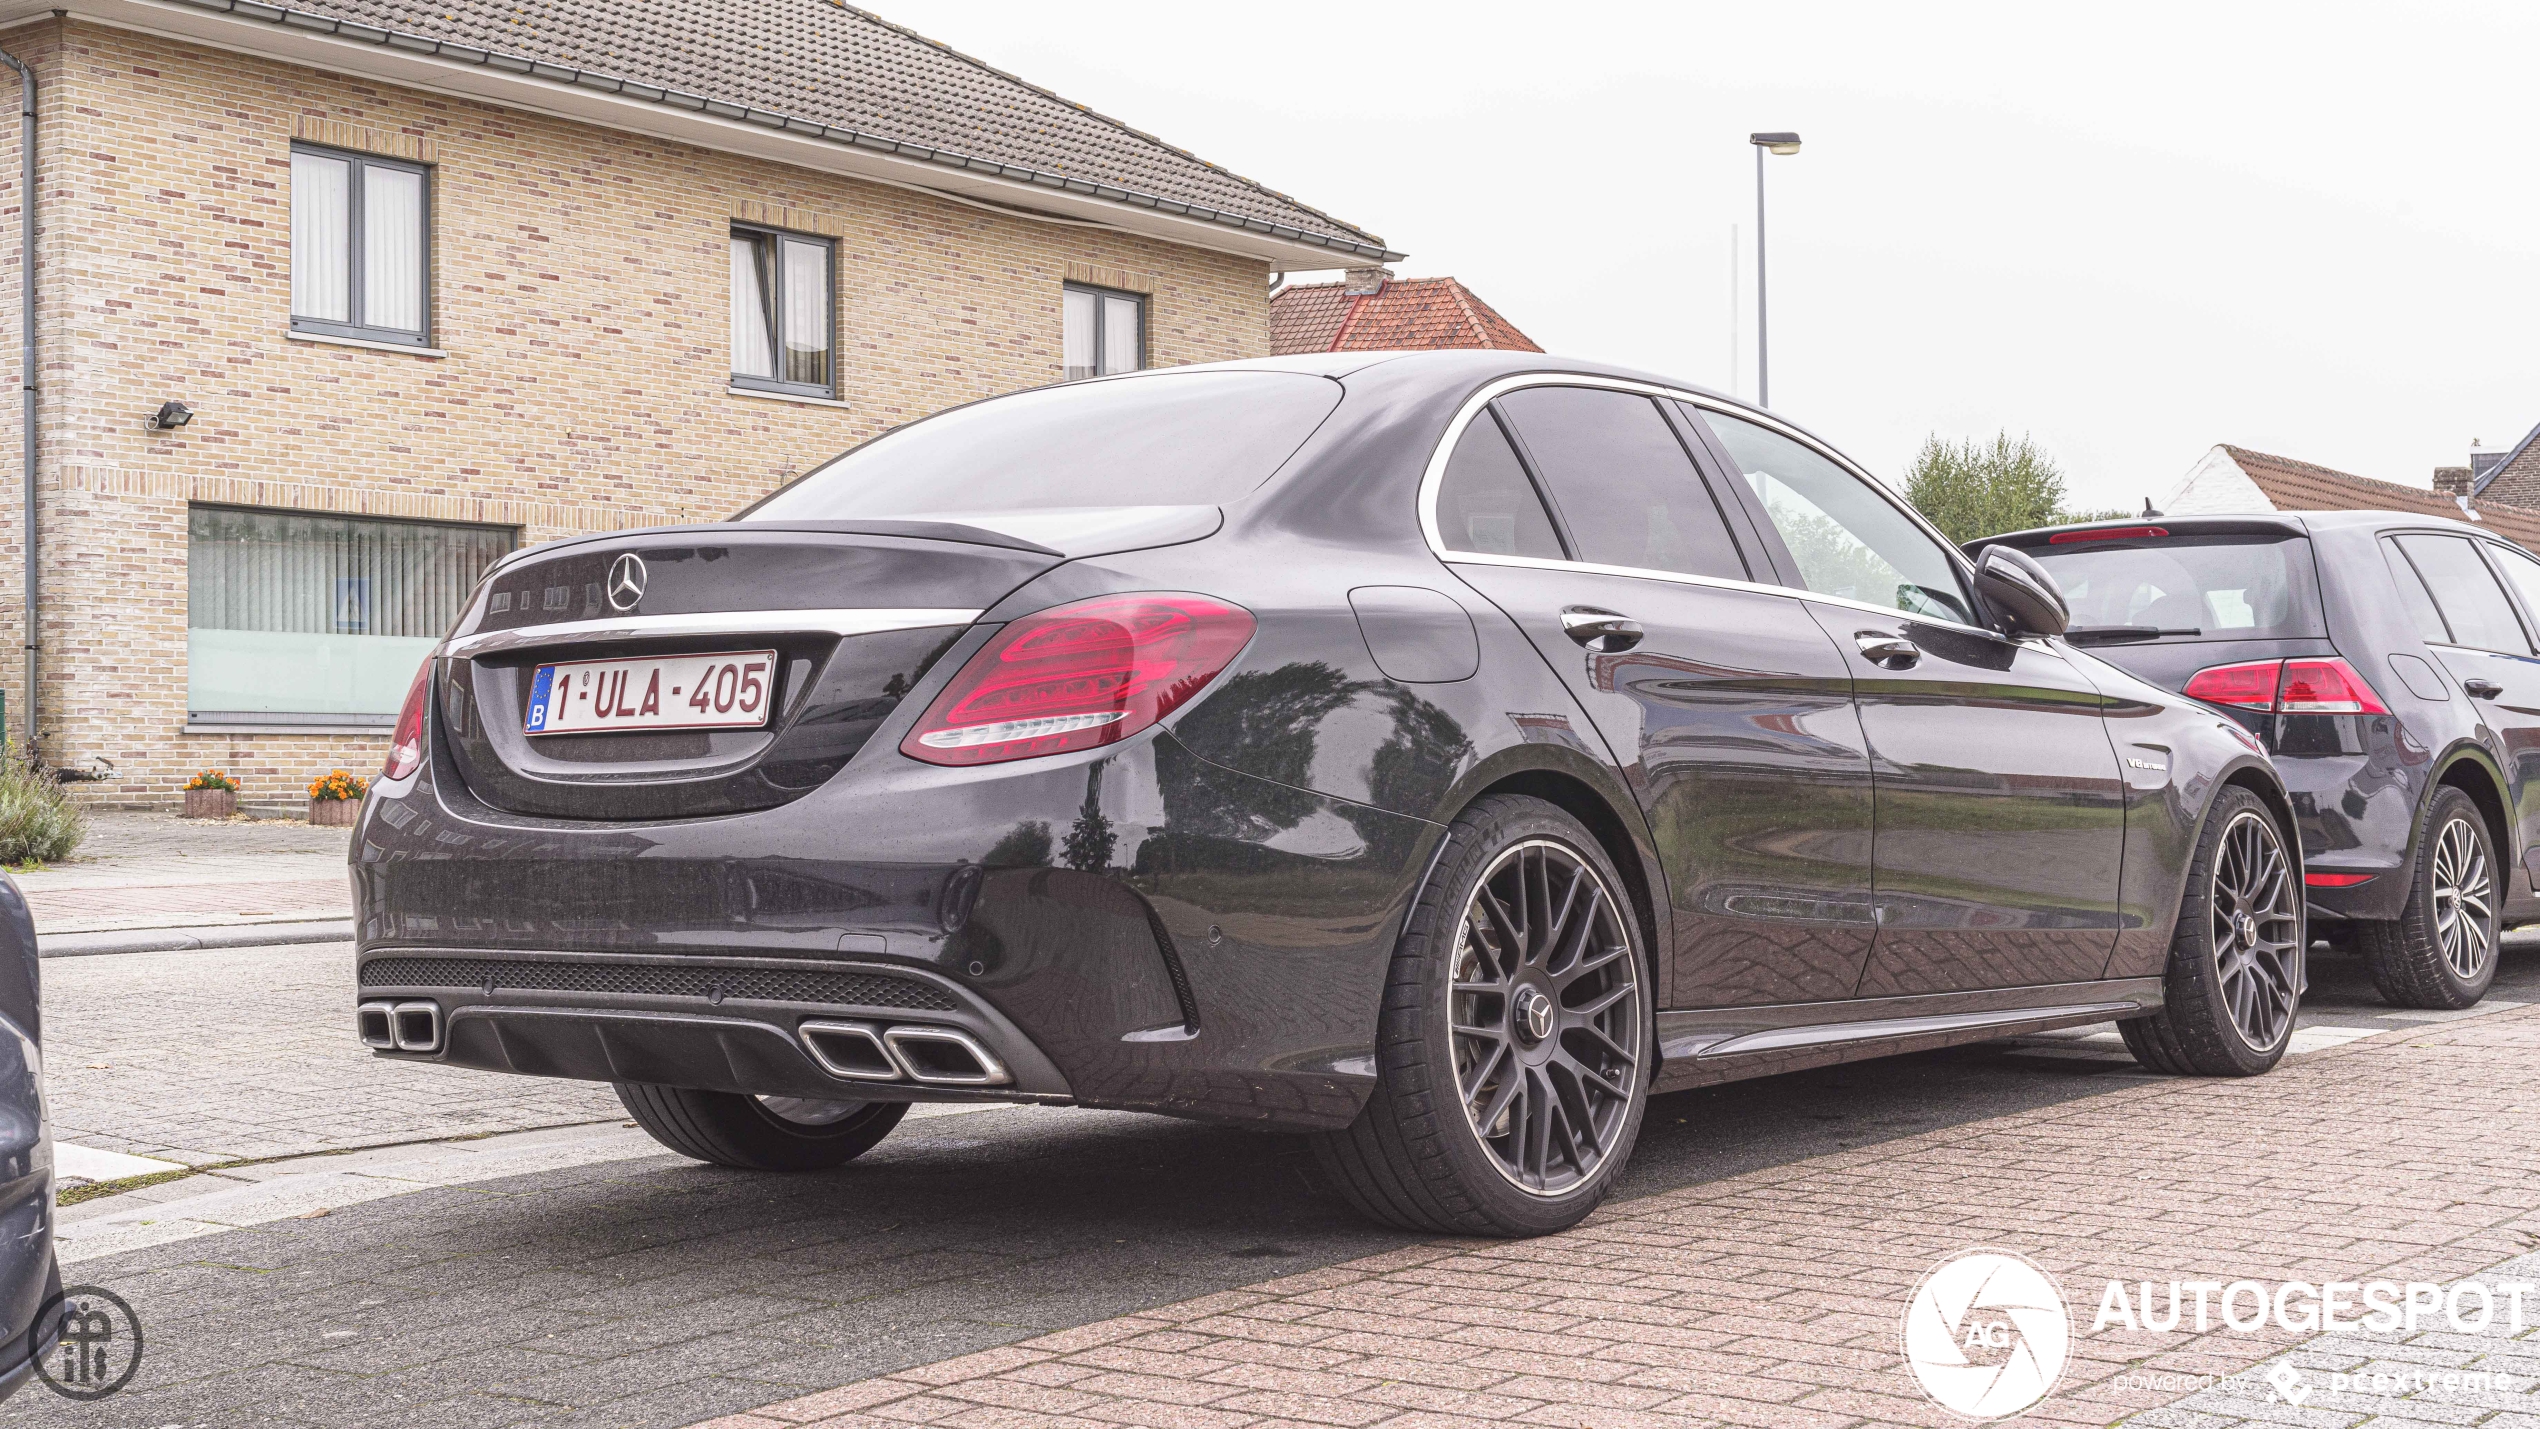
879, 0, 2537, 513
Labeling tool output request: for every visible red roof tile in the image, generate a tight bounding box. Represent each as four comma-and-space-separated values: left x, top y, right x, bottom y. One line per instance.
1269, 276, 1541, 355
2222, 445, 2540, 551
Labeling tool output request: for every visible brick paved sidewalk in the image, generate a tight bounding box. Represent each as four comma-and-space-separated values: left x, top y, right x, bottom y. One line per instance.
46, 939, 621, 1165
16, 809, 351, 933
699, 1006, 2540, 1429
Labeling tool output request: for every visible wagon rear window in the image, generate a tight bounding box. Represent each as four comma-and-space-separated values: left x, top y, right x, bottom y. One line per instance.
2023, 534, 2324, 642
745, 371, 1341, 518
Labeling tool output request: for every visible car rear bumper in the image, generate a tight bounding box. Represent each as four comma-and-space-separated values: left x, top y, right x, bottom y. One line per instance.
2273, 744, 2422, 925
354, 722, 1442, 1132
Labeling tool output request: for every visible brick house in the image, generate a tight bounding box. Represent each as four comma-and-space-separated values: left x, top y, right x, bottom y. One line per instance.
1269, 265, 1538, 355
2433, 421, 2540, 515
0, 0, 1397, 806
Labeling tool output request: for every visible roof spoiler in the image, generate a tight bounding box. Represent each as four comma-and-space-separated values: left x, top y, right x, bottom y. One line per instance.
1965, 514, 2307, 555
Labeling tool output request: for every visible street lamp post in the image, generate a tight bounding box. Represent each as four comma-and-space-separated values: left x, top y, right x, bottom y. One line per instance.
1748, 131, 1800, 408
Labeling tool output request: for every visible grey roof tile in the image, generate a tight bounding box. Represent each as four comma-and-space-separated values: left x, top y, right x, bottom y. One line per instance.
184, 0, 1390, 255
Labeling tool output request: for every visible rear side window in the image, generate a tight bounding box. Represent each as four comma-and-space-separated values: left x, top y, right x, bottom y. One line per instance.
1493, 387, 1747, 580
2023, 534, 2324, 641
1434, 410, 1564, 560
2394, 534, 2532, 653
2482, 544, 2540, 629
2380, 540, 2452, 644
747, 371, 1341, 518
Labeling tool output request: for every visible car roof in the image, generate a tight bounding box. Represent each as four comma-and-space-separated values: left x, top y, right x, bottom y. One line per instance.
1978, 509, 2511, 548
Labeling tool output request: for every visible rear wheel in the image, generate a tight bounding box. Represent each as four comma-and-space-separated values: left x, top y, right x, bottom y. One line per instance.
615, 1083, 906, 1170
2357, 786, 2499, 1010
1312, 795, 1651, 1237
2119, 786, 2302, 1076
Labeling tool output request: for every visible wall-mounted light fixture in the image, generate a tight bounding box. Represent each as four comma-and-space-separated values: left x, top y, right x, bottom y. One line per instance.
149, 400, 193, 431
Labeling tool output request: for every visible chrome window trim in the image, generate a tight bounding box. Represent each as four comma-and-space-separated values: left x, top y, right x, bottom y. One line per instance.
446, 607, 980, 658
1414, 372, 1999, 638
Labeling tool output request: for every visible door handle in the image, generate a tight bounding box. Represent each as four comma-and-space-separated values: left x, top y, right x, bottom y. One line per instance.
1561, 607, 1643, 653
1856, 633, 1921, 669
2465, 678, 2505, 699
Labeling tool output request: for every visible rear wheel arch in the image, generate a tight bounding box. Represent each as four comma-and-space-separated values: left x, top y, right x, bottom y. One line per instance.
1447, 768, 1666, 1001
2431, 753, 2513, 881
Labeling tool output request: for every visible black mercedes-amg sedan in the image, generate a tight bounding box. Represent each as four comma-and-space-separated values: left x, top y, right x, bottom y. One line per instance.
0, 872, 56, 1404
353, 350, 2297, 1236
1981, 509, 2539, 1012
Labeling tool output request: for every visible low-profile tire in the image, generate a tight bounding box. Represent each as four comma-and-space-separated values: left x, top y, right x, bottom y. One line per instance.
1311, 794, 1652, 1237
614, 1083, 907, 1171
2118, 785, 2302, 1077
2356, 786, 2500, 1011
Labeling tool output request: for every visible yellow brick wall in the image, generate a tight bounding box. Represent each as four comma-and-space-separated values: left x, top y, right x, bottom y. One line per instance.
0, 18, 1271, 808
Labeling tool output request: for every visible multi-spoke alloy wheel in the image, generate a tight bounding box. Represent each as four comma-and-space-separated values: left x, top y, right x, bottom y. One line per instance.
2360, 788, 2500, 1010
2118, 785, 2303, 1077
2429, 815, 2494, 981
1313, 794, 1652, 1236
2209, 810, 2302, 1051
1448, 840, 1644, 1196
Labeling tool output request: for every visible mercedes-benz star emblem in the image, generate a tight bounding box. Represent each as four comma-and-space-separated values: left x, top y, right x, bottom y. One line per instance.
1516, 988, 1555, 1043
606, 553, 647, 611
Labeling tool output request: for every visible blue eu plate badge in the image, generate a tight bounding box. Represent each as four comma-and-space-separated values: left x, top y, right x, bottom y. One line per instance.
526, 666, 555, 732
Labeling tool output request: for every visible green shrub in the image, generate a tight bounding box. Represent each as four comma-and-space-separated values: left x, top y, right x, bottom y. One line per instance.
0, 750, 85, 866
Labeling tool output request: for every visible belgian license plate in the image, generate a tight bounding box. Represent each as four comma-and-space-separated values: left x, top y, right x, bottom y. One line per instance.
525, 650, 777, 735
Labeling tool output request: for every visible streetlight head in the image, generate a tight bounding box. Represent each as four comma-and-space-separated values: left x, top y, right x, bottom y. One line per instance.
1750, 131, 1802, 155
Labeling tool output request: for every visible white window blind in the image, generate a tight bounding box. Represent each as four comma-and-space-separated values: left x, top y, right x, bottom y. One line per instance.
290, 151, 351, 323
362, 166, 424, 334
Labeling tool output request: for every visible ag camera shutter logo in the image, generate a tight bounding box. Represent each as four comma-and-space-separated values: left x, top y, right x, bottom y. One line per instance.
1902, 1250, 2071, 1419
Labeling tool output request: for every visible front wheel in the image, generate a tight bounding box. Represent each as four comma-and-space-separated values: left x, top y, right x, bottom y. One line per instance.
615, 1083, 907, 1170
1311, 795, 1652, 1237
2119, 786, 2303, 1077
2357, 786, 2499, 1010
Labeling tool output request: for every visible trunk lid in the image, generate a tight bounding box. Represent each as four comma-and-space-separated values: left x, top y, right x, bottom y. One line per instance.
436, 524, 1058, 819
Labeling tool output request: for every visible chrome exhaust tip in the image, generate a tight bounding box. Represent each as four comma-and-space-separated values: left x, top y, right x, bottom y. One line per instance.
882, 1026, 1010, 1086
798, 1020, 902, 1081
356, 1000, 397, 1049
390, 1000, 442, 1053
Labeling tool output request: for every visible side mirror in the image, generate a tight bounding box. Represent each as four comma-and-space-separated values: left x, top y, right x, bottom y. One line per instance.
1974, 544, 2070, 637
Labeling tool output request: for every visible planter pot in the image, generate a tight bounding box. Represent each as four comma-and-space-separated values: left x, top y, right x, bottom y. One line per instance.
308, 796, 363, 827
182, 788, 237, 820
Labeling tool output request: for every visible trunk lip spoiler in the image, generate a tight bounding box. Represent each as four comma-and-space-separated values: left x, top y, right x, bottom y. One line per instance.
446, 608, 981, 660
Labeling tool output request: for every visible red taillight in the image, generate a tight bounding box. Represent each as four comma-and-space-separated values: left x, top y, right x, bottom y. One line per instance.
2183, 656, 2388, 715
2276, 657, 2388, 715
383, 659, 433, 780
2182, 660, 2283, 711
901, 593, 1255, 767
2047, 526, 2169, 544
2304, 872, 2375, 888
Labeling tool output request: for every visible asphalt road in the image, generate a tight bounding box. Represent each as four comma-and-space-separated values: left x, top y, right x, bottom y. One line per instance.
16, 944, 2533, 1429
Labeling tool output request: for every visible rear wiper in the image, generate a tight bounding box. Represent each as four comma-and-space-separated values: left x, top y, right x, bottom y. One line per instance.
2063, 625, 2201, 646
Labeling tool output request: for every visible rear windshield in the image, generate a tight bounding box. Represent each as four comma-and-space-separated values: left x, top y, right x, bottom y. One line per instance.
744, 371, 1341, 519
2023, 534, 2325, 642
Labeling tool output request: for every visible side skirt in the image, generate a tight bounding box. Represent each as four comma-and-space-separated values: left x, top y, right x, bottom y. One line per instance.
1651, 977, 2163, 1093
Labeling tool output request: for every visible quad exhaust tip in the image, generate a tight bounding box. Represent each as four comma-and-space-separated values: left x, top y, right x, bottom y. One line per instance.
359, 999, 442, 1053
798, 1020, 1010, 1086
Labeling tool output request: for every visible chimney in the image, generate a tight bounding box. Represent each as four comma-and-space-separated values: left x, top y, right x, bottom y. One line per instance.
1342, 265, 1392, 295
2434, 466, 2474, 499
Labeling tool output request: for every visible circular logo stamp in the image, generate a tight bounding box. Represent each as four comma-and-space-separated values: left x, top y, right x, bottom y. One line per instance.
35, 1284, 143, 1401
1901, 1250, 2068, 1419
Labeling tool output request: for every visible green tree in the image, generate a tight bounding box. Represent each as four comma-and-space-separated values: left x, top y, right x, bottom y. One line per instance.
1903, 432, 2117, 545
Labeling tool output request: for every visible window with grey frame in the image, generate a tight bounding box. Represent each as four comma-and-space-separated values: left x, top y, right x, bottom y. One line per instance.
731, 225, 836, 397
1063, 283, 1144, 380
290, 143, 431, 346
